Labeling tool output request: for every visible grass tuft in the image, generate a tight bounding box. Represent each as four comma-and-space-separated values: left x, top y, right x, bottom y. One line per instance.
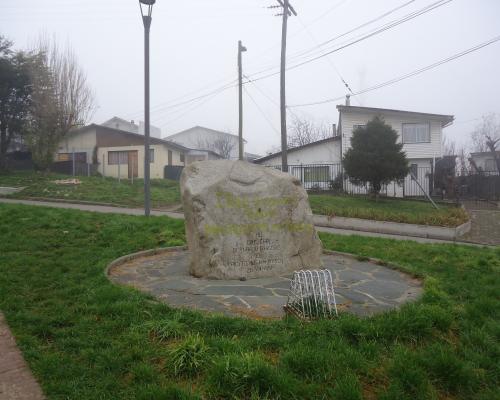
169, 334, 209, 377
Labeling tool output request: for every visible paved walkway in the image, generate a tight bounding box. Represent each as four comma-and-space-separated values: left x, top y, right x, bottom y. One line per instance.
109, 248, 422, 319
0, 313, 45, 400
0, 198, 476, 246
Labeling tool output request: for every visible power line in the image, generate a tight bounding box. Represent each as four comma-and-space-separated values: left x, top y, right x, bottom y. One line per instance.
296, 14, 355, 98
243, 86, 281, 135
247, 0, 453, 83
288, 35, 500, 108
286, 0, 417, 63
159, 88, 226, 128
126, 0, 445, 120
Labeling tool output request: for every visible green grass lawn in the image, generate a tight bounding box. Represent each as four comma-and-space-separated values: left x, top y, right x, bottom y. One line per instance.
0, 204, 498, 399
309, 194, 469, 227
0, 171, 180, 209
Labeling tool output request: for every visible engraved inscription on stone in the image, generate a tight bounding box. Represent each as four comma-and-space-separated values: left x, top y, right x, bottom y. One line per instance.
181, 160, 323, 279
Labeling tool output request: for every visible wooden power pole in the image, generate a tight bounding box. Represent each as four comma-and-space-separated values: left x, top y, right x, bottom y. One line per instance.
274, 0, 297, 172
238, 40, 247, 161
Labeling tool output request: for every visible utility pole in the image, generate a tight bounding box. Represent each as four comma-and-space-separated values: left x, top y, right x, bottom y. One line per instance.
270, 0, 297, 172
238, 40, 247, 161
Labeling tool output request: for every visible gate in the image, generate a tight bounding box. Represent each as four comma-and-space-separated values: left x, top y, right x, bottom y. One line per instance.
164, 165, 184, 181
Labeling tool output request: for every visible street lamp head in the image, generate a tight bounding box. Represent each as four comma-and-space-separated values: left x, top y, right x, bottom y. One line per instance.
139, 0, 155, 23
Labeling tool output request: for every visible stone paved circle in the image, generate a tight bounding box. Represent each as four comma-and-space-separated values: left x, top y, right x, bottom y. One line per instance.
108, 248, 422, 319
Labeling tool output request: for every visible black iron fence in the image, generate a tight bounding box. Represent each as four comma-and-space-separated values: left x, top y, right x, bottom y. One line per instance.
456, 171, 500, 202
266, 163, 433, 198
51, 161, 98, 176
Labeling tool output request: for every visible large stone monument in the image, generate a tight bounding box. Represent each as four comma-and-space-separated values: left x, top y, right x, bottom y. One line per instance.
181, 160, 322, 280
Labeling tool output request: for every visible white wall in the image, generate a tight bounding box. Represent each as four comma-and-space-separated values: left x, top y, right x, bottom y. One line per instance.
258, 139, 341, 166
57, 129, 97, 163
97, 144, 184, 179
470, 153, 498, 172
139, 121, 162, 139
339, 110, 445, 161
102, 118, 139, 134
167, 127, 240, 160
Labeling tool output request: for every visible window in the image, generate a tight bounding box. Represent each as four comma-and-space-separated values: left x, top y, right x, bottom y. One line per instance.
180, 153, 185, 163
410, 163, 418, 177
57, 152, 86, 162
352, 124, 366, 132
402, 123, 430, 143
108, 151, 128, 165
485, 159, 496, 172
57, 153, 71, 162
304, 166, 330, 182
149, 149, 154, 163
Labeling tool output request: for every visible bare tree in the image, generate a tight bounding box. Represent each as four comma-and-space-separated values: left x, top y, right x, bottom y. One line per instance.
288, 116, 331, 148
457, 147, 470, 176
470, 113, 500, 173
442, 134, 457, 156
26, 35, 95, 169
195, 134, 236, 159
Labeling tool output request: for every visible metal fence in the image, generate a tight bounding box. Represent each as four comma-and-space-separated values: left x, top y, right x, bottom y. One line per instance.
266, 163, 433, 198
52, 161, 99, 177
456, 171, 500, 202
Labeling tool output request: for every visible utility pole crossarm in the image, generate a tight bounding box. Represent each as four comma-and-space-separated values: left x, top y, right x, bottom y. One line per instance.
276, 0, 297, 16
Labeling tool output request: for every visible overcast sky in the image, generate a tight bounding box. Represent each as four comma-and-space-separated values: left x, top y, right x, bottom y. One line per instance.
1, 0, 499, 155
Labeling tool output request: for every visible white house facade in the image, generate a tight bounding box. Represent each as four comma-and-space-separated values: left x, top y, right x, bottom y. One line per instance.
166, 126, 245, 160
57, 124, 189, 179
469, 151, 500, 174
102, 117, 162, 139
255, 103, 454, 197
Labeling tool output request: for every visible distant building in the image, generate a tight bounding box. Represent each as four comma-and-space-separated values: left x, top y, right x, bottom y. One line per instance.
101, 116, 162, 139
166, 126, 248, 160
57, 124, 188, 179
469, 151, 500, 174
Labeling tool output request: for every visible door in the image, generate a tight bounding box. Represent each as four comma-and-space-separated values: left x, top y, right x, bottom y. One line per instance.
128, 151, 138, 179
168, 150, 173, 166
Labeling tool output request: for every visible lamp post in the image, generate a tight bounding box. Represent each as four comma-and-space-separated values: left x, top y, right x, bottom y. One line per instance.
139, 0, 155, 216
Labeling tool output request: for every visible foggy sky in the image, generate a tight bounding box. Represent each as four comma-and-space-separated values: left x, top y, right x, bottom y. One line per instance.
1, 0, 499, 155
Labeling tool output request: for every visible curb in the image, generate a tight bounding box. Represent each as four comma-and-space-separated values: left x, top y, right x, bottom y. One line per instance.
313, 214, 471, 241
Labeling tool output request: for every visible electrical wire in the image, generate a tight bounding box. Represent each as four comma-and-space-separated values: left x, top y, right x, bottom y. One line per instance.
243, 86, 281, 135
288, 34, 500, 108
246, 0, 453, 83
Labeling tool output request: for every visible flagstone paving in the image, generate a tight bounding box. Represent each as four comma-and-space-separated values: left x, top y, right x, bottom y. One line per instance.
108, 249, 422, 319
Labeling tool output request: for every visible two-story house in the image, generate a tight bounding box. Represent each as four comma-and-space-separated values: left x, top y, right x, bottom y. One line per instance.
255, 101, 454, 197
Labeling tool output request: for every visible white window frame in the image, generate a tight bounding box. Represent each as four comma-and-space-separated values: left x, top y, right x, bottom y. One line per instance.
402, 123, 431, 144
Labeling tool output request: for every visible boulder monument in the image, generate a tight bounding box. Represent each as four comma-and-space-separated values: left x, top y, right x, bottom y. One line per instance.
181, 160, 322, 280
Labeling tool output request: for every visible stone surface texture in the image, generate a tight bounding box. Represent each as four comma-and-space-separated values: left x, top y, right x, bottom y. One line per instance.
108, 248, 422, 319
180, 160, 323, 279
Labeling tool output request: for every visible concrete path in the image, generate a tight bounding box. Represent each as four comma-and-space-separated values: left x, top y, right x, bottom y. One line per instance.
108, 248, 422, 319
0, 313, 45, 400
0, 187, 24, 196
0, 198, 477, 246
